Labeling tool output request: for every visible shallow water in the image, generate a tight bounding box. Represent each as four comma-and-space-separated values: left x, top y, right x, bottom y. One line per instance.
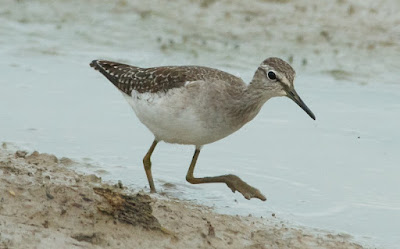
1, 1, 400, 248
2, 51, 400, 249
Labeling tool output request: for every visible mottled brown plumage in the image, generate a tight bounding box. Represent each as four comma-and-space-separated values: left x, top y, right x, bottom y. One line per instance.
90, 60, 241, 95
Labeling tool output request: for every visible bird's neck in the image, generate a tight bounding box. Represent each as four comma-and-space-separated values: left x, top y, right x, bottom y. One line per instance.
228, 80, 272, 128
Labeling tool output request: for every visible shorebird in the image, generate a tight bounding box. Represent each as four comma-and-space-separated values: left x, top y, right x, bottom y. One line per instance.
90, 57, 315, 201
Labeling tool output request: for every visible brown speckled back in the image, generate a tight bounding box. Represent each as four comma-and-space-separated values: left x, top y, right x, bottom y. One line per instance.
90, 60, 241, 95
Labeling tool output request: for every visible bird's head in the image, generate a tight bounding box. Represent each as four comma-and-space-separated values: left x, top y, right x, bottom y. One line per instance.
252, 57, 316, 120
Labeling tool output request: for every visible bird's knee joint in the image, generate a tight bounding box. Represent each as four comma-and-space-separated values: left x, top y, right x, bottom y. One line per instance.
143, 156, 151, 168
186, 175, 194, 183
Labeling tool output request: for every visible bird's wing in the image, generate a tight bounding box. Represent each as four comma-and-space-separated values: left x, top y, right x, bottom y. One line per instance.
90, 60, 244, 95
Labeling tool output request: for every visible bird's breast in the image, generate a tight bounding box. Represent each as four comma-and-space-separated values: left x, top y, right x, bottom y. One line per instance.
123, 87, 239, 145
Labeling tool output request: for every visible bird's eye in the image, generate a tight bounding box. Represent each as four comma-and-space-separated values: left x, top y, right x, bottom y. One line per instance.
267, 71, 276, 80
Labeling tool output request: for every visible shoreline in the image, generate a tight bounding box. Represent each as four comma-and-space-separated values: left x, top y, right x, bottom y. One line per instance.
0, 145, 366, 249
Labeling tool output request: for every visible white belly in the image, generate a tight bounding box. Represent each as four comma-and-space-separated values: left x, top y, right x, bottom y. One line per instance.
123, 88, 232, 146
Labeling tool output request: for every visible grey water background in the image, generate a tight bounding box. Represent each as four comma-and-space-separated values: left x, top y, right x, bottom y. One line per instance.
1, 0, 399, 248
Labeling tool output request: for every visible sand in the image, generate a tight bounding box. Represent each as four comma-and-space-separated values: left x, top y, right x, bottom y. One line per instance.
0, 145, 365, 249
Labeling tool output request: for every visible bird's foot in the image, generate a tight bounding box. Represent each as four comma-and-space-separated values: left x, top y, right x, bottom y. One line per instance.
223, 174, 266, 201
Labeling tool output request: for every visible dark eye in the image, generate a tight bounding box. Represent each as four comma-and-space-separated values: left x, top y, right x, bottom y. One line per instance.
267, 71, 276, 80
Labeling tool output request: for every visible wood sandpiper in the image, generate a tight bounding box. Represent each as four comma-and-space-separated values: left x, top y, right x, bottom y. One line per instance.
90, 57, 315, 201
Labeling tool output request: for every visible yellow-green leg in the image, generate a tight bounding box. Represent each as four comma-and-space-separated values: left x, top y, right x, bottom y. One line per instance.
143, 140, 158, 193
186, 148, 266, 201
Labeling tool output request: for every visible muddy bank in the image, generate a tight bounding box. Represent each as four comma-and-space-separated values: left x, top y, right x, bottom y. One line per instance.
0, 146, 365, 248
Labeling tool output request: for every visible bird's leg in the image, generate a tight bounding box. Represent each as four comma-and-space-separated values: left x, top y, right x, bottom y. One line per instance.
143, 140, 158, 193
185, 149, 266, 201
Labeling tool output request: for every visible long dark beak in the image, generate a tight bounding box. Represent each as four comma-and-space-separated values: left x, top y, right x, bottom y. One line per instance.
287, 89, 316, 120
